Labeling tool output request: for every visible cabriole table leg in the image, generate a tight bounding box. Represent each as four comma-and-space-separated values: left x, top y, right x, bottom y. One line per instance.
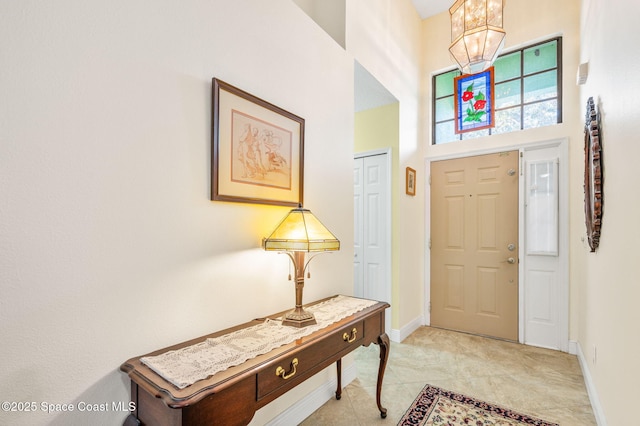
376, 333, 390, 418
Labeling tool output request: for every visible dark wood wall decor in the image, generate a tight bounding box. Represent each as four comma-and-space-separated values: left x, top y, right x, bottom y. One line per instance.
584, 97, 603, 252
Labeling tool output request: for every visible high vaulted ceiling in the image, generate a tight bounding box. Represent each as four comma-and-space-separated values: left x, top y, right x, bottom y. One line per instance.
354, 0, 454, 112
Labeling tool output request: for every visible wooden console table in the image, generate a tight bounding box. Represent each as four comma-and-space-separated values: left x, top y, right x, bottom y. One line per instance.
120, 296, 390, 425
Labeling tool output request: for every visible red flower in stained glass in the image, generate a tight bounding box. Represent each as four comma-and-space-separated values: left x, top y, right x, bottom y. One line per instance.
473, 99, 487, 110
462, 91, 474, 102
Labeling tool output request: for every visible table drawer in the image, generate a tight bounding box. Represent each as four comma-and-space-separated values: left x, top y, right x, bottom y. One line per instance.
257, 320, 364, 400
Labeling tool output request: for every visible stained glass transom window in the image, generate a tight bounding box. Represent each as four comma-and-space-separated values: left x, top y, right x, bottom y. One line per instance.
432, 37, 562, 145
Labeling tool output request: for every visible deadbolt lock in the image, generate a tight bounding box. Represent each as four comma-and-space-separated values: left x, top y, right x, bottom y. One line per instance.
507, 243, 516, 251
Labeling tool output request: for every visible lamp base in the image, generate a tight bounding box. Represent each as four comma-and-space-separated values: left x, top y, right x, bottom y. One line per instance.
282, 307, 317, 328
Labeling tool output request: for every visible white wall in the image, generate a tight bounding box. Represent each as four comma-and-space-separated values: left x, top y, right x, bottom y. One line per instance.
346, 0, 425, 333
578, 0, 640, 423
0, 1, 354, 424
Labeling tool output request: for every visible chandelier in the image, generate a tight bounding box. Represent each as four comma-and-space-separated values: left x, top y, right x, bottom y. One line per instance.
449, 0, 506, 75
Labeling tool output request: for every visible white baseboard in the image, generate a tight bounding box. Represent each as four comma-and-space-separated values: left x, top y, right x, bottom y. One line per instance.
390, 314, 424, 343
264, 362, 358, 426
575, 340, 607, 426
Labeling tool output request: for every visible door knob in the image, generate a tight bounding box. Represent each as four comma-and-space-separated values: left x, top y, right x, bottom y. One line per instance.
506, 257, 516, 264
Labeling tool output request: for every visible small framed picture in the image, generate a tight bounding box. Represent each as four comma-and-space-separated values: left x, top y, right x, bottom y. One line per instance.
406, 167, 416, 196
211, 78, 304, 207
454, 67, 495, 134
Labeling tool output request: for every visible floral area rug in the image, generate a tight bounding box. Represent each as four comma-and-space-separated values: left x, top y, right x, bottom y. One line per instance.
398, 385, 559, 426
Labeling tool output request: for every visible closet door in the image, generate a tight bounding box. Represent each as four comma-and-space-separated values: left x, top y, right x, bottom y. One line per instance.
354, 153, 391, 330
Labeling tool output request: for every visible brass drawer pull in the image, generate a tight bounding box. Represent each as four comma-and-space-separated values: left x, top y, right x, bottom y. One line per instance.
275, 358, 298, 380
343, 328, 357, 343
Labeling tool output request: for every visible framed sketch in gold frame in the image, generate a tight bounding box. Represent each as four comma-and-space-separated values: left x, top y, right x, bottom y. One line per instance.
406, 167, 416, 196
212, 78, 304, 207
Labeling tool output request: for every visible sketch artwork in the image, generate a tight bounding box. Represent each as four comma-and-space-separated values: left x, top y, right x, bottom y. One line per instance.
231, 110, 292, 190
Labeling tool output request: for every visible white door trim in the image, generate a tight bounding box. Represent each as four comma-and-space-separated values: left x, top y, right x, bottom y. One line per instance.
355, 148, 391, 159
425, 138, 569, 351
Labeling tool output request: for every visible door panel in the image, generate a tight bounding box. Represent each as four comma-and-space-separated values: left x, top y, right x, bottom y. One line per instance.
444, 266, 464, 310
431, 151, 519, 341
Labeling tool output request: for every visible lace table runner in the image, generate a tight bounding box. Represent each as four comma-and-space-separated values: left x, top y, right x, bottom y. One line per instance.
141, 295, 378, 389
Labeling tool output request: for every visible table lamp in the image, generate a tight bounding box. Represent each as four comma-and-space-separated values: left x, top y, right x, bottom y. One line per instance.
263, 206, 340, 327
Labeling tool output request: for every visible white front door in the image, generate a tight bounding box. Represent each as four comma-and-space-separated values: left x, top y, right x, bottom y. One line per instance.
354, 152, 391, 332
